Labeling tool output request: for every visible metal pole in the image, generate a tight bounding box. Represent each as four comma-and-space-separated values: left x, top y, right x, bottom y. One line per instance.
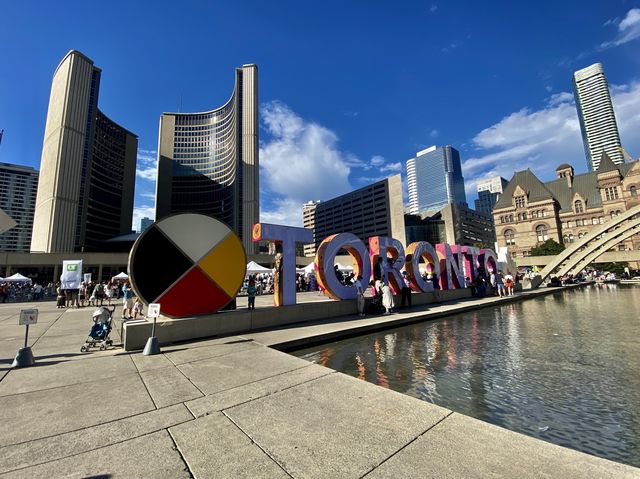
24, 324, 29, 348
151, 316, 157, 338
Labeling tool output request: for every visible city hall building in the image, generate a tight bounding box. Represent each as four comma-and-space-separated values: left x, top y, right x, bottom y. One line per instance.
493, 153, 640, 258
155, 64, 259, 255
31, 50, 138, 253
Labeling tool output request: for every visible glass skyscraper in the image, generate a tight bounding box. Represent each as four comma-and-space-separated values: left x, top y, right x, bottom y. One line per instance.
407, 145, 467, 214
573, 63, 623, 171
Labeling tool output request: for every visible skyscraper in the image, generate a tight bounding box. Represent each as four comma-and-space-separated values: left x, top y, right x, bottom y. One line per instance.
0, 162, 39, 251
573, 63, 623, 171
474, 176, 508, 215
407, 145, 467, 214
31, 50, 138, 253
155, 64, 259, 254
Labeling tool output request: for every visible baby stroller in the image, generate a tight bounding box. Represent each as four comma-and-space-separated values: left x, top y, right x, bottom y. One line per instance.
367, 292, 385, 315
81, 305, 115, 352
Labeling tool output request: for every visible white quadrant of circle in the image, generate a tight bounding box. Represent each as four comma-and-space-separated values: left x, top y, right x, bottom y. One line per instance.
155, 214, 232, 263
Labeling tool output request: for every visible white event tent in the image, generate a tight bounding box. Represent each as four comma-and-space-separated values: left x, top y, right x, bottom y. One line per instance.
246, 261, 271, 274
112, 272, 129, 280
4, 273, 32, 283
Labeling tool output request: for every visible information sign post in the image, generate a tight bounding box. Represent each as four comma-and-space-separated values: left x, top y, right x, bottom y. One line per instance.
142, 303, 161, 356
12, 309, 38, 368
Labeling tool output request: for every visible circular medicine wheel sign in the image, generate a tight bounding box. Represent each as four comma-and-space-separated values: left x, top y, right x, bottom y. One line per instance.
128, 214, 246, 318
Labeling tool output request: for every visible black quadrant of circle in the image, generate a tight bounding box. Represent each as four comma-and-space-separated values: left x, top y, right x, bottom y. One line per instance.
130, 225, 195, 303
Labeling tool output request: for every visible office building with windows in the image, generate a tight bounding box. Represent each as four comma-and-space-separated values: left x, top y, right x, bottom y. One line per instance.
139, 217, 153, 233
475, 176, 509, 215
155, 64, 259, 254
0, 163, 39, 251
407, 145, 467, 214
302, 175, 405, 257
573, 63, 623, 171
31, 50, 137, 253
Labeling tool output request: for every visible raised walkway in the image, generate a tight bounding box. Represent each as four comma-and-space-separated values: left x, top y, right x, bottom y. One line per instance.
0, 289, 638, 478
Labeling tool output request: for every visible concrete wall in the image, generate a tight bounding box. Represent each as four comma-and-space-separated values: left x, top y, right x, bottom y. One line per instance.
123, 288, 472, 351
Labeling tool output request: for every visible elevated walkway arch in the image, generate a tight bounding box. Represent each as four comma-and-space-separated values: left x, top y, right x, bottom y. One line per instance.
535, 203, 640, 286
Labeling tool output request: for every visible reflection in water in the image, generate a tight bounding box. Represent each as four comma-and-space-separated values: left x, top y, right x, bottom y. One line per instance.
293, 285, 640, 467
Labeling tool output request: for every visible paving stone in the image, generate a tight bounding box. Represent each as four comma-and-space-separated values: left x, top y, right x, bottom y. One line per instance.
0, 403, 194, 474
0, 354, 137, 396
186, 363, 334, 417
177, 345, 311, 395
0, 373, 155, 447
1, 430, 190, 479
164, 337, 261, 365
130, 352, 174, 372
225, 372, 451, 479
170, 412, 289, 478
140, 366, 203, 408
364, 412, 640, 479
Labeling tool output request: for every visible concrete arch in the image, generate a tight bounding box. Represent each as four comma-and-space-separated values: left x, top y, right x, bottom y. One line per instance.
568, 224, 640, 275
535, 203, 640, 286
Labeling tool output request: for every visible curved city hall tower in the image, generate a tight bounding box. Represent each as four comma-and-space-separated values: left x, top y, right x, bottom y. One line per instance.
31, 50, 137, 252
155, 65, 259, 254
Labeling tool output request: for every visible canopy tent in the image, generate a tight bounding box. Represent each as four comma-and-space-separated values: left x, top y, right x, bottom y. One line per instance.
296, 267, 306, 274
112, 272, 129, 280
246, 261, 271, 274
4, 273, 32, 283
303, 262, 316, 275
336, 263, 354, 272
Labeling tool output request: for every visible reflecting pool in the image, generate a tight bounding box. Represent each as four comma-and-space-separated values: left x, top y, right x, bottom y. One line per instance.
293, 285, 640, 467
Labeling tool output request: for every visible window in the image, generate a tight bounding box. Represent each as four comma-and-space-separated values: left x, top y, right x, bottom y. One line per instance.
536, 225, 548, 242
631, 186, 638, 197
569, 234, 574, 243
599, 216, 604, 224
567, 221, 573, 228
541, 209, 547, 217
515, 196, 526, 208
574, 200, 584, 213
561, 222, 566, 228
592, 217, 598, 225
604, 187, 619, 201
504, 229, 515, 245
576, 219, 583, 226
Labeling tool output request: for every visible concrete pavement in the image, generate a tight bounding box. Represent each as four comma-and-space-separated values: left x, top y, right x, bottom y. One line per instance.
0, 294, 638, 478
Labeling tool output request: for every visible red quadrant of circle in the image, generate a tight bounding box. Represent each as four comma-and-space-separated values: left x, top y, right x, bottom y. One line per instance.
155, 266, 231, 317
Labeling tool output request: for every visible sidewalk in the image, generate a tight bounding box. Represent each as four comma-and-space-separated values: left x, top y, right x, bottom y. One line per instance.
0, 294, 638, 478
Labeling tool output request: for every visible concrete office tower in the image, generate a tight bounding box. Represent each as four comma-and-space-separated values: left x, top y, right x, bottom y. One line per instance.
155, 65, 259, 254
407, 145, 467, 214
475, 176, 509, 215
0, 163, 39, 251
31, 50, 137, 253
573, 63, 623, 171
302, 175, 405, 257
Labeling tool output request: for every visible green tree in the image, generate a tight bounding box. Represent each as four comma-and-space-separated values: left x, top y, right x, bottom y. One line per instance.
530, 239, 565, 256
595, 262, 628, 276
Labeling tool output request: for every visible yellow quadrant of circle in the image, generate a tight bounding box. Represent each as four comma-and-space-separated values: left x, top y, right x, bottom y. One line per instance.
198, 233, 246, 297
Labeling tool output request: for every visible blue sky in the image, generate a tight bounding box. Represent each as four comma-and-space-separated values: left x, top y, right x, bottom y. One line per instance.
2, 1, 640, 229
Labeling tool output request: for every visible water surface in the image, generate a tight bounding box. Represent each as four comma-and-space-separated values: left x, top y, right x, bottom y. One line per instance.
293, 285, 640, 467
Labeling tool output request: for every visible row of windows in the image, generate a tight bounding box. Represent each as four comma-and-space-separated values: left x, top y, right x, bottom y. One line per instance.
604, 187, 619, 201
502, 225, 549, 246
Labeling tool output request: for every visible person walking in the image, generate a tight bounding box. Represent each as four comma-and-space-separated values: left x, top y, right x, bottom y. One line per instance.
354, 275, 365, 317
400, 271, 412, 308
495, 270, 505, 297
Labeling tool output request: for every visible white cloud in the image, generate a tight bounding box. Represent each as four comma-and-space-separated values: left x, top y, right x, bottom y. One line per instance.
462, 82, 640, 198
259, 101, 354, 225
136, 149, 157, 181
131, 205, 155, 232
381, 162, 402, 173
370, 155, 385, 167
429, 129, 439, 138
601, 8, 640, 49
429, 4, 438, 13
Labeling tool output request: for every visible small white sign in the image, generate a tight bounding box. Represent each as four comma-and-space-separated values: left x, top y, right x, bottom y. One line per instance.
148, 303, 161, 318
19, 309, 38, 326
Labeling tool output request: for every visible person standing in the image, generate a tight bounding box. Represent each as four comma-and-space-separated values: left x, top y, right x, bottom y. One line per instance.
504, 271, 515, 296
354, 275, 365, 317
247, 276, 257, 310
400, 271, 412, 308
381, 282, 394, 314
122, 281, 134, 319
